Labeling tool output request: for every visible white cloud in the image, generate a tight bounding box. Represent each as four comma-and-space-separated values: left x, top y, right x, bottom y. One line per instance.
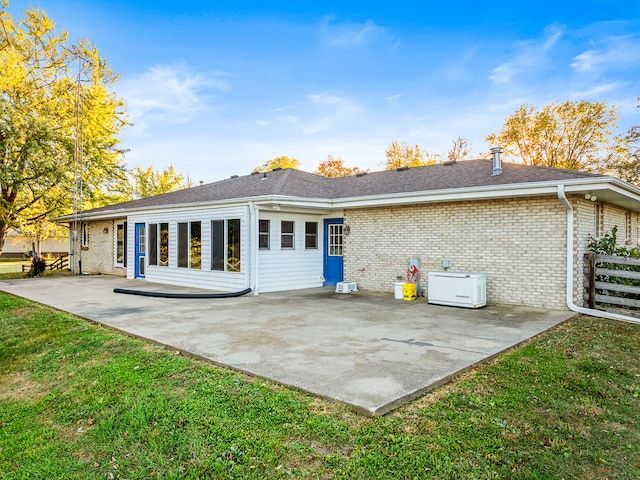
302, 92, 360, 134
118, 64, 231, 132
319, 16, 383, 48
385, 94, 402, 105
569, 81, 627, 98
489, 25, 563, 85
571, 35, 640, 72
277, 115, 300, 124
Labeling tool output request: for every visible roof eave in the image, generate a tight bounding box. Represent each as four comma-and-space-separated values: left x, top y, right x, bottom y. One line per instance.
54, 175, 640, 223
55, 195, 335, 222
334, 177, 640, 209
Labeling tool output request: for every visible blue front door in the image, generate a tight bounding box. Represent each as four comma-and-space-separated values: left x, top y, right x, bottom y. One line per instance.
323, 218, 344, 286
134, 223, 146, 279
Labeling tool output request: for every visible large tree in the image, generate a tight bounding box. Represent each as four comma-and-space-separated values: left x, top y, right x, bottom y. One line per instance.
315, 155, 360, 177
607, 100, 640, 185
0, 4, 127, 255
252, 156, 301, 173
486, 100, 619, 170
127, 164, 193, 199
384, 140, 441, 170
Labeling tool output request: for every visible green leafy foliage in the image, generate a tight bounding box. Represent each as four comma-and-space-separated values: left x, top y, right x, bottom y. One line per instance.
252, 156, 301, 173
25, 256, 46, 277
315, 155, 361, 177
0, 5, 128, 255
588, 226, 640, 309
127, 164, 193, 200
486, 100, 621, 171
384, 139, 442, 169
587, 226, 637, 257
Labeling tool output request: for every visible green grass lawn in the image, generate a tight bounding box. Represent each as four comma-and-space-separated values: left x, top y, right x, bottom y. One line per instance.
0, 259, 70, 280
1, 292, 638, 479
0, 260, 30, 275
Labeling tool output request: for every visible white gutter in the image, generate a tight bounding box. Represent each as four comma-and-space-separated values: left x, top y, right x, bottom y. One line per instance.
557, 184, 640, 324
248, 201, 259, 295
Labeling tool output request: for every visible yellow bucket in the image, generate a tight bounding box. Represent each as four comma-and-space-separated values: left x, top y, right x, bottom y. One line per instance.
403, 283, 417, 301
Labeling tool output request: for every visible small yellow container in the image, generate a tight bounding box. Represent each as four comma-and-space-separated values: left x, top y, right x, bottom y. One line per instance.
403, 283, 417, 301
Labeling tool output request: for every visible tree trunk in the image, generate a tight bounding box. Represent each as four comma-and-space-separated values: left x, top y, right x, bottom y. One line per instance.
0, 223, 8, 257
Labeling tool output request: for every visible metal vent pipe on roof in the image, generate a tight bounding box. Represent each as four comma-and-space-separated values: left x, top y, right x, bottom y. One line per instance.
490, 146, 503, 176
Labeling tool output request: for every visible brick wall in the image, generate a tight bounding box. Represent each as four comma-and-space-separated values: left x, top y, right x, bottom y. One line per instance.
69, 220, 126, 276
344, 196, 569, 309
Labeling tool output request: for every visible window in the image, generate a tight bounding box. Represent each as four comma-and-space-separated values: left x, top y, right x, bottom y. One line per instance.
212, 219, 241, 272
259, 219, 270, 249
281, 221, 295, 249
328, 224, 343, 256
159, 223, 169, 266
190, 221, 201, 269
212, 220, 224, 271
148, 223, 158, 265
595, 204, 602, 238
305, 222, 318, 249
178, 222, 188, 268
115, 222, 127, 267
81, 223, 89, 248
148, 223, 170, 267
177, 221, 201, 269
626, 211, 632, 243
227, 219, 241, 272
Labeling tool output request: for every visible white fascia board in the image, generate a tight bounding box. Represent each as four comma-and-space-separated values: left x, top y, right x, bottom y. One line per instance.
60, 195, 334, 222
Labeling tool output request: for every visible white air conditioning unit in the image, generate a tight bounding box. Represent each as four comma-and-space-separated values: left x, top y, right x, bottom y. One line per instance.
427, 272, 486, 308
335, 281, 358, 294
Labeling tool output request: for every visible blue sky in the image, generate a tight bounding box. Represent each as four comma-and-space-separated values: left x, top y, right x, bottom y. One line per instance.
7, 0, 640, 183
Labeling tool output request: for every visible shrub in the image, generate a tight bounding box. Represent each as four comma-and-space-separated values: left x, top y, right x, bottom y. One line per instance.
26, 256, 46, 277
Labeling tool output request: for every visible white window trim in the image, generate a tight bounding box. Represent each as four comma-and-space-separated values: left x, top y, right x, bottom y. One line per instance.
281, 220, 295, 250
259, 219, 270, 250
81, 223, 89, 248
114, 221, 126, 267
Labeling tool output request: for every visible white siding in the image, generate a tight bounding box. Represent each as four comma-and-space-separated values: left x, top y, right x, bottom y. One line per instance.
123, 205, 336, 294
256, 211, 326, 292
127, 205, 249, 292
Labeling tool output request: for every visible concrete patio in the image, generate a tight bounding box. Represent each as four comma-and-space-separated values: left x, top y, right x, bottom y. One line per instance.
0, 276, 574, 415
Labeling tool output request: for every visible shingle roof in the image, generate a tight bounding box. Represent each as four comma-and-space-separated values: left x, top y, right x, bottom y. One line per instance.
77, 160, 607, 216
328, 159, 602, 198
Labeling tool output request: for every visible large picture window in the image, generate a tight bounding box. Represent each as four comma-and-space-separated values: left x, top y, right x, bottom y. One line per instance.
159, 223, 169, 266
227, 219, 240, 272
178, 221, 202, 269
148, 223, 169, 267
148, 223, 157, 265
211, 219, 241, 272
190, 221, 201, 269
178, 222, 188, 268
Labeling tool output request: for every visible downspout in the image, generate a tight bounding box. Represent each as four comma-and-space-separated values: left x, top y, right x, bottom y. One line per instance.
557, 184, 640, 324
248, 201, 259, 295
